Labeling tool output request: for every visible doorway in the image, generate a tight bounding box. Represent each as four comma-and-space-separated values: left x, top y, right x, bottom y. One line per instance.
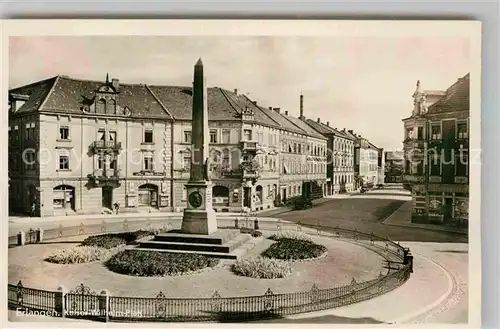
282, 188, 287, 203
444, 198, 453, 222
102, 186, 113, 209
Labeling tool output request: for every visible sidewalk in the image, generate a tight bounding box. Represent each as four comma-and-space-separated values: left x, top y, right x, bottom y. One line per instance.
284, 244, 458, 324
382, 201, 468, 235
258, 197, 334, 217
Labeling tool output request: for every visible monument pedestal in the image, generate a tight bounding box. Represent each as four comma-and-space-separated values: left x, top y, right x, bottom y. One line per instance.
182, 181, 217, 235
182, 209, 217, 235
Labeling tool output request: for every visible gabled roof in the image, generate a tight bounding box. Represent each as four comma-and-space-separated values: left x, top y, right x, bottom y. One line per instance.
385, 151, 404, 161
220, 91, 278, 127
9, 76, 58, 114
427, 73, 469, 114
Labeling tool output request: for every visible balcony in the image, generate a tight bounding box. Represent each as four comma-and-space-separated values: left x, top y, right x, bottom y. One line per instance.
455, 176, 468, 184
240, 141, 258, 151
402, 174, 424, 183
87, 168, 121, 186
90, 140, 122, 153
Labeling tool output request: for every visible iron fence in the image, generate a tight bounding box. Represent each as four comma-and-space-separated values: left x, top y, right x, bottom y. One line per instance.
8, 222, 412, 322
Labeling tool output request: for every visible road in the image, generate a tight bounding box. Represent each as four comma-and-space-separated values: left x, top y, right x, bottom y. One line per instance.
264, 185, 470, 324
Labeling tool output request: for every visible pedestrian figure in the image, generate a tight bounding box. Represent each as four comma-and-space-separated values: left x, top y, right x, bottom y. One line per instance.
30, 202, 36, 217
114, 202, 120, 215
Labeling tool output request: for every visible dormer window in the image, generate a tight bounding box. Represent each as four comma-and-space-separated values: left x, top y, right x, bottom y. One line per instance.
96, 99, 106, 114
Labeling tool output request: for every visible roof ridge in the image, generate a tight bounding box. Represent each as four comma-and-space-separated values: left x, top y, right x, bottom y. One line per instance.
144, 84, 175, 121
218, 88, 243, 117
278, 112, 310, 136
9, 75, 59, 92
36, 75, 60, 113
253, 101, 297, 132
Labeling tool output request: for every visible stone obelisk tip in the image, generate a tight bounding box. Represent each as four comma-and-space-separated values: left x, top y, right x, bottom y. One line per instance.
195, 58, 203, 66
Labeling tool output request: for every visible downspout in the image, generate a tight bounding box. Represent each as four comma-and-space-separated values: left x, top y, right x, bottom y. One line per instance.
80, 116, 83, 212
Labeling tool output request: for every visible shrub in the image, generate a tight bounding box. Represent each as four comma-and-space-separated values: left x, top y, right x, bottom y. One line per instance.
81, 230, 155, 249
46, 246, 111, 264
239, 227, 263, 237
104, 250, 219, 276
270, 230, 313, 242
232, 257, 292, 279
262, 238, 326, 261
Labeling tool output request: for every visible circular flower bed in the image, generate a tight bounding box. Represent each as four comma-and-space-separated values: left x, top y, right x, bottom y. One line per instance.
270, 230, 313, 242
262, 238, 327, 261
45, 246, 112, 264
232, 257, 292, 279
104, 250, 220, 276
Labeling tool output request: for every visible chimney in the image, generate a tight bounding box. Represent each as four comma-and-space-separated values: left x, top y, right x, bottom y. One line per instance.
273, 107, 281, 113
268, 106, 272, 110
112, 78, 119, 90
299, 94, 304, 119
317, 118, 320, 123
342, 128, 346, 132
252, 101, 257, 105
326, 121, 330, 127
284, 110, 289, 116
348, 130, 354, 134
234, 88, 238, 95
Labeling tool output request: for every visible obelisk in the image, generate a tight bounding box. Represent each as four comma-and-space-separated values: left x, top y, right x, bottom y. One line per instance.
181, 58, 217, 235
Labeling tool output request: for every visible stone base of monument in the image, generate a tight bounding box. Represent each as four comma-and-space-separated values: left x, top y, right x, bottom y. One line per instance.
134, 229, 255, 259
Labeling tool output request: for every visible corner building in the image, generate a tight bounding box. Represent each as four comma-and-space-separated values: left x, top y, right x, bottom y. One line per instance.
402, 74, 469, 226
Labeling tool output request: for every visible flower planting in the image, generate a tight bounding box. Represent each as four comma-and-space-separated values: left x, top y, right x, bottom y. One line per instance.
45, 246, 112, 264
232, 257, 292, 279
270, 230, 313, 242
263, 238, 327, 261
104, 250, 220, 276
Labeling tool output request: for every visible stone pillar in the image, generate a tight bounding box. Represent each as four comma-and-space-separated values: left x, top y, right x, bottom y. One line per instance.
17, 231, 25, 246
56, 286, 66, 318
36, 228, 44, 243
99, 289, 110, 322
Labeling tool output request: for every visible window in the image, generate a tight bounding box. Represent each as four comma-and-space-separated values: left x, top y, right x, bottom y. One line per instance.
97, 99, 106, 114
430, 156, 441, 176
25, 151, 36, 170
222, 149, 230, 169
184, 130, 191, 143
431, 125, 441, 140
110, 156, 117, 170
183, 153, 191, 170
210, 129, 218, 143
109, 99, 117, 114
108, 131, 116, 142
293, 143, 297, 153
222, 129, 230, 143
97, 155, 104, 169
457, 122, 468, 139
59, 155, 69, 170
406, 128, 413, 140
243, 129, 252, 141
143, 154, 153, 171
98, 129, 106, 141
416, 161, 424, 175
456, 152, 468, 176
417, 127, 424, 140
59, 126, 69, 140
25, 123, 31, 140
144, 129, 153, 143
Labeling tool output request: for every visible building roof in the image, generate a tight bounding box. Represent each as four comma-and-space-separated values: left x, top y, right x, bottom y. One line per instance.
282, 115, 326, 140
427, 73, 470, 114
9, 77, 58, 114
304, 119, 355, 140
385, 150, 404, 161
257, 105, 306, 135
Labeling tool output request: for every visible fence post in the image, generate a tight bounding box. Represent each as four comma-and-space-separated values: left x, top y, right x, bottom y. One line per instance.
36, 228, 44, 243
56, 285, 66, 318
99, 289, 110, 322
17, 231, 25, 246
235, 217, 239, 228
254, 217, 259, 230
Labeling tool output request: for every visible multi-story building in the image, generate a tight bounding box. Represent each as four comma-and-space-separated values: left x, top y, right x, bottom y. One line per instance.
304, 119, 355, 195
384, 150, 404, 183
8, 74, 328, 217
344, 130, 379, 188
402, 74, 469, 226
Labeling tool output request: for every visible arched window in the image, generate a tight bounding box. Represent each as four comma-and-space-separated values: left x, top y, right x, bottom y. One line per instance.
255, 185, 263, 205
213, 185, 230, 206
96, 98, 106, 114
53, 185, 75, 211
109, 99, 117, 114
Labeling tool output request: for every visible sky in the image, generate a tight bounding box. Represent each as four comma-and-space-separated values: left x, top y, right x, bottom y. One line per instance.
9, 36, 470, 150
